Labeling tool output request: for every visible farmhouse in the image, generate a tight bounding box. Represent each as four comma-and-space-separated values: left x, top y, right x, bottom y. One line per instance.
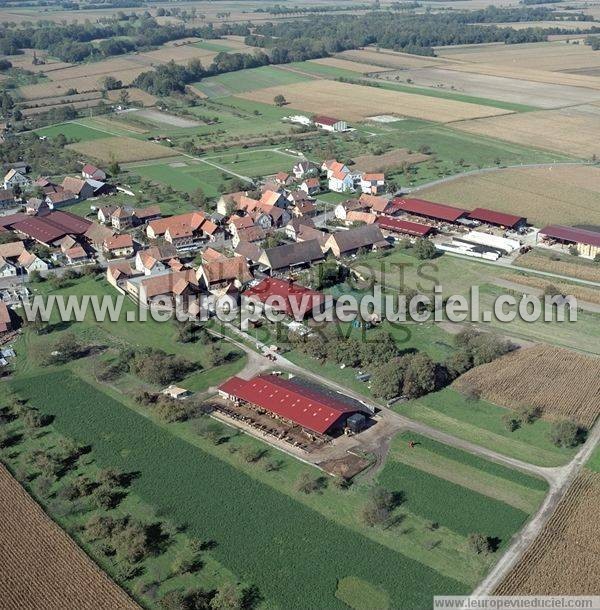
97, 205, 119, 224
285, 217, 315, 241
135, 244, 178, 274
232, 225, 266, 248
300, 177, 320, 196
133, 205, 161, 225
334, 198, 367, 221
329, 170, 355, 193
468, 208, 527, 230
107, 261, 141, 289
293, 160, 319, 179
538, 225, 600, 259
345, 211, 377, 226
103, 234, 134, 258
124, 269, 198, 309
360, 173, 385, 195
258, 239, 324, 272
0, 257, 17, 278
197, 257, 253, 296
244, 277, 326, 319
17, 251, 49, 274
322, 160, 349, 179
81, 163, 106, 181
359, 193, 396, 216
392, 198, 469, 224
291, 199, 317, 218
376, 216, 435, 238
147, 212, 218, 250
0, 241, 26, 260
234, 240, 263, 266
64, 245, 89, 265
111, 207, 134, 231
274, 171, 293, 186
325, 225, 389, 257
3, 169, 30, 191
218, 374, 361, 436
45, 190, 77, 209
313, 115, 348, 133
61, 177, 96, 201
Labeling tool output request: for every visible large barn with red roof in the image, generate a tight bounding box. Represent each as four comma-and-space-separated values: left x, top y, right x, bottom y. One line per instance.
218, 374, 364, 436
392, 198, 468, 223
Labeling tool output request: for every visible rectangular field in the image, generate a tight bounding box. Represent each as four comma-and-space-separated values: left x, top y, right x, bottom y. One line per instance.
0, 464, 139, 610
35, 122, 110, 142
10, 371, 466, 610
68, 136, 172, 163
415, 164, 600, 226
453, 344, 600, 428
194, 65, 313, 98
515, 250, 600, 284
238, 79, 514, 123
494, 469, 600, 595
454, 105, 600, 157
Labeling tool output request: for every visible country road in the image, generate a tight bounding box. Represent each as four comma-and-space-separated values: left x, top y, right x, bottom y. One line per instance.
212, 322, 600, 596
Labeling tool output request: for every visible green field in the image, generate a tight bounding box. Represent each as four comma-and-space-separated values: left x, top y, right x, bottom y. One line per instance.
379, 433, 544, 544
194, 65, 314, 97
207, 148, 297, 177
11, 371, 466, 609
394, 388, 577, 467
35, 122, 111, 142
194, 39, 237, 52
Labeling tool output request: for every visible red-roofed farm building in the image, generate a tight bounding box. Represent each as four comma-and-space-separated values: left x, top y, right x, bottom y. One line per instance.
218, 374, 365, 436
10, 211, 91, 246
376, 216, 434, 238
468, 208, 526, 230
392, 198, 468, 223
538, 225, 600, 259
313, 115, 348, 133
243, 278, 327, 319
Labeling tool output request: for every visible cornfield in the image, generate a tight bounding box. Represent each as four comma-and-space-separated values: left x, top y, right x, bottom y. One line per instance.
453, 345, 600, 428
495, 470, 600, 595
0, 464, 139, 610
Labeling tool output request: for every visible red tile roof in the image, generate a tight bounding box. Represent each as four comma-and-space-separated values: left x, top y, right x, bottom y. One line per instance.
468, 208, 526, 228
314, 115, 341, 127
392, 198, 468, 222
218, 374, 357, 435
539, 225, 600, 248
376, 216, 434, 237
244, 277, 325, 318
104, 234, 134, 250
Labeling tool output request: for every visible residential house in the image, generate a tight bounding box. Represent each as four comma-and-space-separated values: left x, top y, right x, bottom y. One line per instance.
106, 260, 142, 290
0, 189, 14, 209
0, 256, 17, 277
360, 173, 386, 195
313, 115, 348, 132
358, 193, 396, 216
334, 198, 367, 221
345, 211, 377, 226
274, 171, 293, 186
201, 247, 227, 264
231, 225, 266, 248
296, 225, 329, 250
300, 177, 320, 196
325, 225, 389, 258
260, 189, 289, 209
197, 257, 253, 298
0, 302, 12, 334
25, 198, 50, 216
284, 217, 315, 241
97, 205, 119, 224
292, 160, 318, 180
61, 177, 96, 200
133, 205, 161, 225
216, 191, 247, 216
228, 215, 255, 238
322, 160, 349, 179
234, 241, 263, 266
292, 200, 316, 218
17, 251, 49, 274
103, 234, 134, 258
134, 244, 178, 275
84, 223, 114, 250
258, 239, 324, 273
45, 190, 77, 209
64, 245, 89, 265
124, 269, 198, 309
82, 163, 106, 181
147, 212, 218, 250
0, 241, 26, 261
329, 170, 355, 193
3, 161, 30, 175
3, 169, 30, 191
111, 207, 134, 231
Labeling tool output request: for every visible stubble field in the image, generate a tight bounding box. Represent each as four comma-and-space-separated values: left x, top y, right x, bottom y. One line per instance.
0, 464, 139, 610
238, 79, 514, 123
416, 164, 600, 226
495, 469, 600, 595
68, 136, 172, 163
454, 345, 600, 428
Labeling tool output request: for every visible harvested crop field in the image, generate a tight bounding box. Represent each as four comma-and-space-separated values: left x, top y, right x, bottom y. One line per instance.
238, 80, 513, 123
352, 148, 429, 172
46, 57, 143, 81
107, 87, 157, 107
499, 274, 600, 307
0, 464, 139, 610
454, 106, 600, 157
133, 44, 217, 66
336, 48, 451, 70
68, 136, 171, 163
515, 251, 600, 284
495, 469, 600, 595
416, 165, 600, 226
310, 57, 389, 74
454, 345, 600, 428
374, 67, 600, 109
